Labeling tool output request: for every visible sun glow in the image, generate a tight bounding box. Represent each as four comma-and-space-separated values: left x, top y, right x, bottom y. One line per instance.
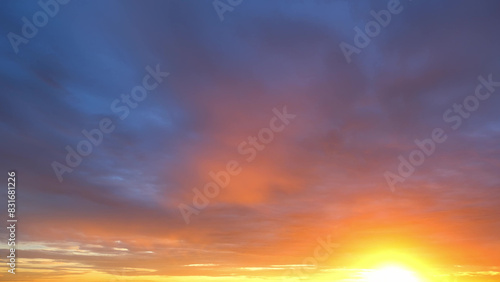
364, 266, 420, 282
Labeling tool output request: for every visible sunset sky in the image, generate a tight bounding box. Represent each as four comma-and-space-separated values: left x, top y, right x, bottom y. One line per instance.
1, 0, 500, 281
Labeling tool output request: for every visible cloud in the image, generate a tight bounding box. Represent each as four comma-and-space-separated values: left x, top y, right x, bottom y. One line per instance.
1, 0, 500, 281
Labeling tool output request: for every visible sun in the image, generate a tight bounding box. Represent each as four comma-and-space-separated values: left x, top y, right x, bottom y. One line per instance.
364, 266, 420, 282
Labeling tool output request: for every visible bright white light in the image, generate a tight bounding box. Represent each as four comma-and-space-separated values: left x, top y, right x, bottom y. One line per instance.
364, 266, 420, 282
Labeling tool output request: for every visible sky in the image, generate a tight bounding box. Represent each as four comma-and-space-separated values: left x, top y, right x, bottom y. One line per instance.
1, 0, 500, 281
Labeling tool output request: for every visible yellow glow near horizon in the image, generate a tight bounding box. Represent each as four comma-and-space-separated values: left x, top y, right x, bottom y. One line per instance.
364, 266, 420, 282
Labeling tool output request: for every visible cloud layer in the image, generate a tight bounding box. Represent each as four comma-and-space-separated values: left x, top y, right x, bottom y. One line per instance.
1, 0, 500, 281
